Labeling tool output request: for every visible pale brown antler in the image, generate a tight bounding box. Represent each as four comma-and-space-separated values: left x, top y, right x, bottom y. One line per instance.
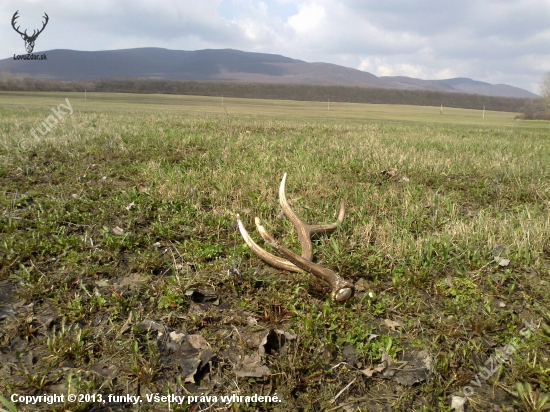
278, 173, 345, 261
236, 173, 354, 302
236, 215, 303, 274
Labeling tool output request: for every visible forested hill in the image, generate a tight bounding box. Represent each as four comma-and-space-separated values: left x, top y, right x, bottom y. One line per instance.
0, 48, 538, 99
0, 74, 535, 113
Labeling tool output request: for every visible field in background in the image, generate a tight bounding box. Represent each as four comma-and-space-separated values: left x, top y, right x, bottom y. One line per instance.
2, 91, 548, 127
0, 92, 549, 411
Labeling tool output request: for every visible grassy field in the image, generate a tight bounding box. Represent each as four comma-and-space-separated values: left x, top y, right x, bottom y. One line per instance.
2, 91, 549, 127
0, 92, 549, 411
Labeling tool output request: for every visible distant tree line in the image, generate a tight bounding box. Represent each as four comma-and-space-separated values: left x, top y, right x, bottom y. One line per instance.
0, 72, 96, 94
0, 71, 545, 114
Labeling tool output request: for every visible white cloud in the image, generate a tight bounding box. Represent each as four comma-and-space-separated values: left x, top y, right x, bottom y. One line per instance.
287, 3, 325, 34
359, 57, 457, 79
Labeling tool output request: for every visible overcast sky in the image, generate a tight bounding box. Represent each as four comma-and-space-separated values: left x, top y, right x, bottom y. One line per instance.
1, 0, 549, 94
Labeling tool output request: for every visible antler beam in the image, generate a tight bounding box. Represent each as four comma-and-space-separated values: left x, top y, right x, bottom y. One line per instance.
237, 173, 354, 302
278, 173, 345, 261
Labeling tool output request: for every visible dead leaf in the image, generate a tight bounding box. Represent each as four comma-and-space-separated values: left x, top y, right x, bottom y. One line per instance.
136, 319, 166, 332
157, 331, 212, 384
235, 353, 270, 378
95, 279, 109, 287
492, 245, 510, 267
379, 348, 397, 378
380, 348, 394, 367
169, 331, 187, 344
384, 319, 404, 332
259, 329, 296, 356
494, 256, 510, 267
187, 334, 210, 350
450, 395, 467, 412
244, 329, 270, 349
381, 168, 398, 177
125, 201, 135, 211
360, 365, 386, 377
394, 349, 434, 386
184, 290, 218, 304
180, 358, 202, 383
276, 329, 297, 340
137, 184, 149, 194
343, 345, 359, 366
111, 226, 124, 236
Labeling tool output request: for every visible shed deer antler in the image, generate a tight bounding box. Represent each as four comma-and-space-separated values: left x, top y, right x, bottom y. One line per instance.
236, 173, 354, 301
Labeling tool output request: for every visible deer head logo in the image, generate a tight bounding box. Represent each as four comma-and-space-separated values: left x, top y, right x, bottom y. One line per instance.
11, 11, 49, 54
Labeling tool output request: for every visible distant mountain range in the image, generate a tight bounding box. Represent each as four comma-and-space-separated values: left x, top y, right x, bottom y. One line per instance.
0, 48, 538, 99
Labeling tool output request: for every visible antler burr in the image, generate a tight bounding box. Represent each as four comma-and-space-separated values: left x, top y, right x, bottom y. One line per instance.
236, 173, 354, 301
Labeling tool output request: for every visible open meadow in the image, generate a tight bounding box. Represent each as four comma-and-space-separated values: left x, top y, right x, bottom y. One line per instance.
0, 92, 549, 411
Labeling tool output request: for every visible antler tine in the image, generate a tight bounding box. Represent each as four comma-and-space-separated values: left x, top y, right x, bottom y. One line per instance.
255, 217, 354, 302
310, 201, 345, 233
279, 173, 345, 261
236, 214, 304, 274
